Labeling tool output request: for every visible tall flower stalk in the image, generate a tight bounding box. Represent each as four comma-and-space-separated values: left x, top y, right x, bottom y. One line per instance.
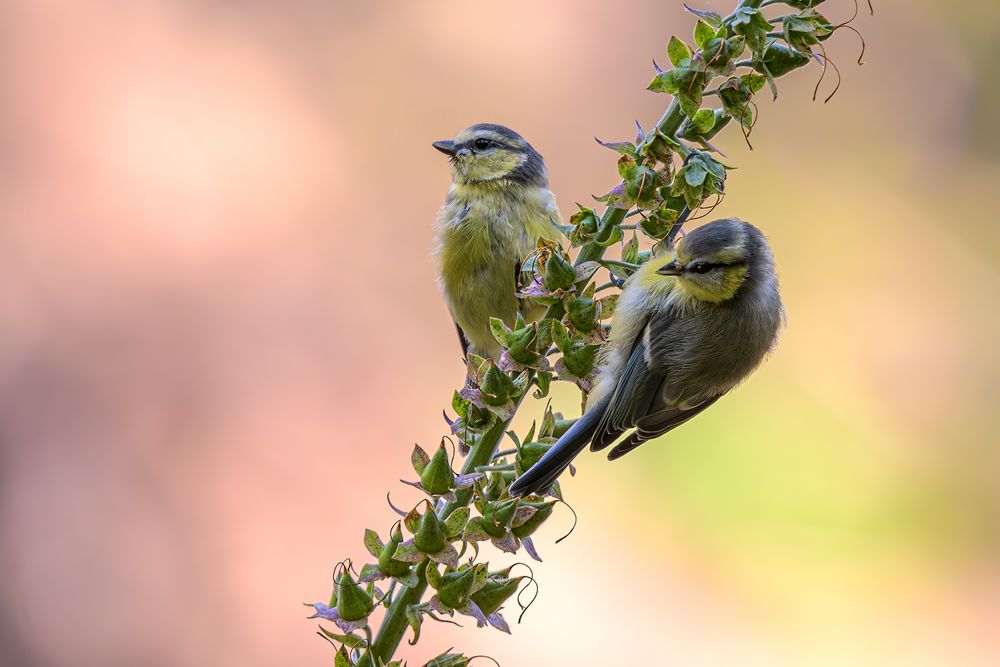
309, 2, 867, 665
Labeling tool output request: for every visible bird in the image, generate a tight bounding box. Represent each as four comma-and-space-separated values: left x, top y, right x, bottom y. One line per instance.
432, 124, 562, 360
508, 217, 784, 497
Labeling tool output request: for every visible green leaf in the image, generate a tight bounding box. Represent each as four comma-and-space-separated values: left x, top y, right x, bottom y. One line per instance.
647, 69, 680, 95
595, 137, 638, 156
684, 163, 707, 187
318, 627, 368, 649
684, 5, 722, 27
678, 88, 703, 119
334, 645, 352, 667
550, 320, 573, 352
691, 108, 716, 134
622, 233, 640, 265
667, 36, 692, 66
598, 294, 619, 319
411, 443, 430, 475
694, 20, 715, 49
450, 391, 469, 420
489, 317, 512, 348
742, 72, 767, 93
533, 371, 551, 399
701, 154, 727, 180
425, 562, 441, 590
444, 506, 470, 538
363, 529, 383, 559
405, 605, 423, 645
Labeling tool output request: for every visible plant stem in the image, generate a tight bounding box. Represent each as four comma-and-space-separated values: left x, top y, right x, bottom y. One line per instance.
364, 70, 691, 667
361, 402, 517, 666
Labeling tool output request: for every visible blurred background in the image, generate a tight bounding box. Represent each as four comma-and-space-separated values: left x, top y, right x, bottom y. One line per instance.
1, 1, 997, 665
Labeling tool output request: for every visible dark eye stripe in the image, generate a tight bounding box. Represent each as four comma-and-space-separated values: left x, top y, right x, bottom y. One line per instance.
687, 260, 746, 274
457, 138, 518, 152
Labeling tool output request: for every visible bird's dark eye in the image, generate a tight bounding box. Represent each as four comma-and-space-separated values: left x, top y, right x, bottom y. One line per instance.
473, 138, 493, 150
689, 262, 715, 274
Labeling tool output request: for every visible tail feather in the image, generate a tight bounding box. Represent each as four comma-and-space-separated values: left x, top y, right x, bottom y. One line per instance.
508, 396, 610, 497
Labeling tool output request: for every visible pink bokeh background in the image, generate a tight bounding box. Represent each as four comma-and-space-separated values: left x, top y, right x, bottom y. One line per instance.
1, 1, 998, 665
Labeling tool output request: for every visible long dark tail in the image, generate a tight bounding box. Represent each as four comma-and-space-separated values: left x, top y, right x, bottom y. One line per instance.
508, 395, 610, 497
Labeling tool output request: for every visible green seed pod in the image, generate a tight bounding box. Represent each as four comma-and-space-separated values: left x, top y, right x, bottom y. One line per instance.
570, 206, 600, 236
471, 577, 520, 617
378, 525, 411, 577
512, 501, 555, 538
437, 566, 477, 610
413, 508, 447, 554
480, 507, 505, 539
566, 296, 598, 334
482, 497, 519, 539
335, 570, 373, 622
755, 41, 810, 76
420, 444, 456, 495
467, 403, 492, 429
483, 472, 506, 502
562, 343, 598, 378
507, 323, 539, 364
516, 442, 550, 474
542, 251, 576, 291
479, 362, 513, 406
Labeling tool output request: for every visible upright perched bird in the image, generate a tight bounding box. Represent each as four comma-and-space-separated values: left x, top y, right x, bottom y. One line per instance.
433, 124, 561, 359
509, 218, 784, 497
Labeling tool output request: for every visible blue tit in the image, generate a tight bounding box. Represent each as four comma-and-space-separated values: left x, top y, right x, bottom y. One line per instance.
509, 217, 784, 497
432, 124, 562, 359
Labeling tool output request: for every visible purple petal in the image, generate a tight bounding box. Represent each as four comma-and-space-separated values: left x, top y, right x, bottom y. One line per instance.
307, 602, 338, 621
487, 612, 512, 634
521, 536, 543, 562
458, 387, 487, 410
454, 472, 484, 489
458, 601, 489, 628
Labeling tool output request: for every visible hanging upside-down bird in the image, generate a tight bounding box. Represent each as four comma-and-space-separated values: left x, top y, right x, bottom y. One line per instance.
509, 217, 784, 497
432, 124, 561, 359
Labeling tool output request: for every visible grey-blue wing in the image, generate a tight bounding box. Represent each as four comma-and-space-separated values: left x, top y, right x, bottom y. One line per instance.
605, 392, 724, 460
590, 306, 724, 457
590, 326, 656, 451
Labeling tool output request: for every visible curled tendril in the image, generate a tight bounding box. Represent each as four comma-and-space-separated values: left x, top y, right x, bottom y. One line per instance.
333, 558, 361, 581
507, 562, 541, 624
441, 435, 458, 468
553, 498, 579, 544
811, 44, 842, 104
836, 23, 866, 66
467, 656, 502, 667
686, 193, 725, 224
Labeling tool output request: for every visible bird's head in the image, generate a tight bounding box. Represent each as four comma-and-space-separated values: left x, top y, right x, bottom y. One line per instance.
654, 218, 767, 303
433, 124, 547, 187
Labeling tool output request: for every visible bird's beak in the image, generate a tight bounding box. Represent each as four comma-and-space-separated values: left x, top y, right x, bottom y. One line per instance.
432, 140, 456, 156
656, 260, 684, 276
